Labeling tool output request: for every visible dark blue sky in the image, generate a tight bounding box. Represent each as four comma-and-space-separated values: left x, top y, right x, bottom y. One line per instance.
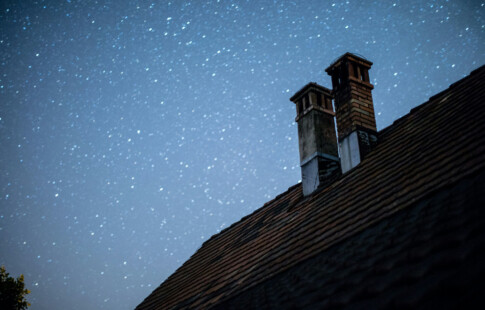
1, 0, 483, 309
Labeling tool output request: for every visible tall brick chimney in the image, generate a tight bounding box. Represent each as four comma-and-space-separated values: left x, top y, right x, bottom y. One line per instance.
325, 53, 377, 173
290, 83, 340, 196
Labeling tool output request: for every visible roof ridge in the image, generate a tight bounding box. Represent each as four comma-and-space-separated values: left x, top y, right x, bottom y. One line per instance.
136, 184, 303, 308
470, 63, 485, 76
378, 64, 485, 138
200, 183, 301, 245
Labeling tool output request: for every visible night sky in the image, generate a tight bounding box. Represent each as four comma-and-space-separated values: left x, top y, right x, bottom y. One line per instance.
1, 0, 484, 309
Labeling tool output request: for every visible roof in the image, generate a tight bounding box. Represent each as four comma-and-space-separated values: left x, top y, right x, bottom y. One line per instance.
213, 169, 485, 309
137, 65, 485, 309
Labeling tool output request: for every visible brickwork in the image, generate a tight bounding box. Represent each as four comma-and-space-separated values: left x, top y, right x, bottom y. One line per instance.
335, 83, 376, 136
326, 53, 378, 165
326, 53, 377, 141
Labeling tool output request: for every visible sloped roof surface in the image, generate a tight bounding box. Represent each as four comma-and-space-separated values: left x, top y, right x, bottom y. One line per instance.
213, 169, 485, 309
137, 65, 485, 310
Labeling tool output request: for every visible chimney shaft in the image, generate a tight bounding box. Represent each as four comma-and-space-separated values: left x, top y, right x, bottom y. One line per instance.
290, 83, 340, 196
325, 53, 377, 173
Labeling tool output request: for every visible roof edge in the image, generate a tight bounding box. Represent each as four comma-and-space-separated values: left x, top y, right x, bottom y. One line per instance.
380, 64, 485, 137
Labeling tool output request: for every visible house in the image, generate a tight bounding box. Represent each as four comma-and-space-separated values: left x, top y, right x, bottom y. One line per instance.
136, 53, 485, 309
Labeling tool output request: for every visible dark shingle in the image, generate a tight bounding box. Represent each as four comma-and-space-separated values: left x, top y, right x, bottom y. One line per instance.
213, 169, 485, 309
136, 65, 485, 310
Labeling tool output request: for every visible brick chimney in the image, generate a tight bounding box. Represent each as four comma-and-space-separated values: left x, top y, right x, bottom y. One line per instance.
290, 83, 340, 196
325, 53, 377, 173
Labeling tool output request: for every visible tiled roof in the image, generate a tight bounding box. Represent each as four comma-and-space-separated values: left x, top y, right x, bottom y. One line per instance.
213, 170, 485, 309
136, 65, 485, 309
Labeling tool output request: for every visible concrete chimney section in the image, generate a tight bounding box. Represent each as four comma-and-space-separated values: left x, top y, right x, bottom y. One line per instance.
290, 83, 340, 196
325, 53, 378, 173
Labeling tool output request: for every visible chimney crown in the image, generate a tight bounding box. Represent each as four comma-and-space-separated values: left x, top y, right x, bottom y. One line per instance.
290, 82, 334, 121
325, 53, 373, 87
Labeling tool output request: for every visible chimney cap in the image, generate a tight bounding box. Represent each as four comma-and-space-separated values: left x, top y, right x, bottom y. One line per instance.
290, 82, 332, 103
325, 52, 373, 74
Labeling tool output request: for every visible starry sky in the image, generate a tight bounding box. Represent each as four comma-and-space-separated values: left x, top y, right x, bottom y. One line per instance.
0, 0, 483, 309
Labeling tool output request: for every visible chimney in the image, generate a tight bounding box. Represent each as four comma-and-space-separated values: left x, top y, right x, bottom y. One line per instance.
325, 53, 377, 173
290, 83, 340, 196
